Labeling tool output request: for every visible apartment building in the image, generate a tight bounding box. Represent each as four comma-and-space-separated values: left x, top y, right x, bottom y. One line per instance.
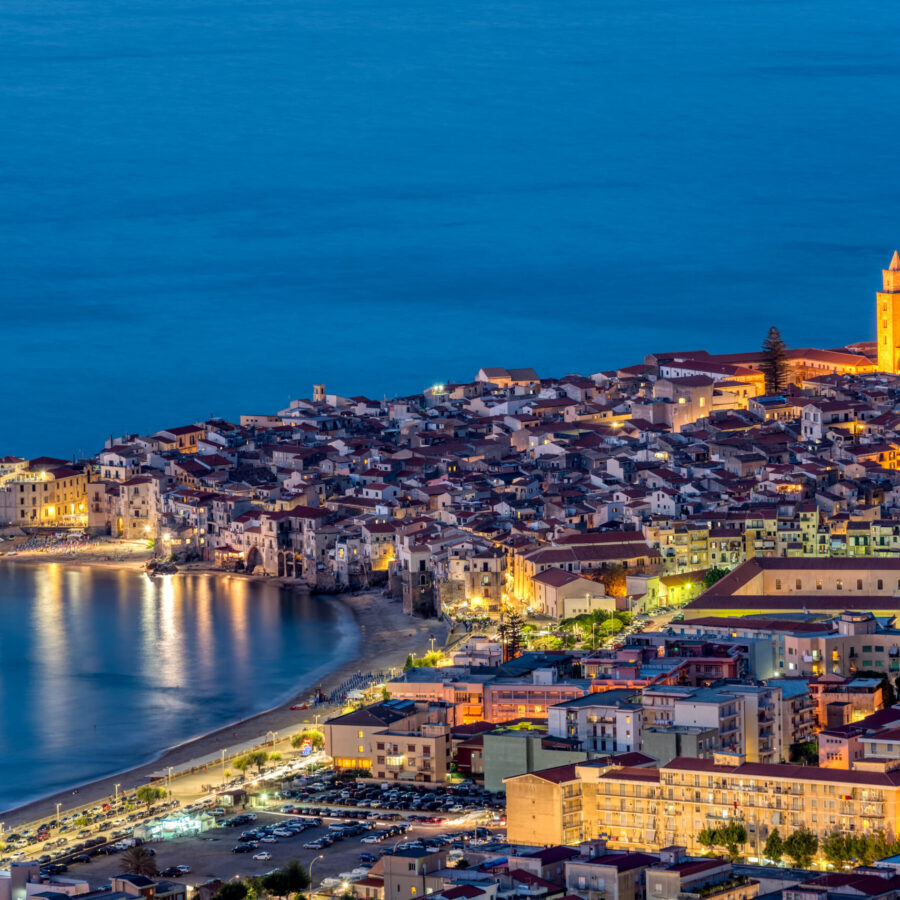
548, 690, 643, 755
0, 461, 88, 528
506, 751, 900, 854
323, 698, 449, 774
641, 684, 784, 763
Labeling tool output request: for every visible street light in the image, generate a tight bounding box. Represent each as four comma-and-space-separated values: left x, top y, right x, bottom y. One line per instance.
56, 802, 61, 828
115, 784, 120, 802
308, 853, 324, 884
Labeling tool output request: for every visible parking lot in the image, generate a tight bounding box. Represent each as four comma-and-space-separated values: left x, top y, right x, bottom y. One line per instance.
59, 777, 505, 892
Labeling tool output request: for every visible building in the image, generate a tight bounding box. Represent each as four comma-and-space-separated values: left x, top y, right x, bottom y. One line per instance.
505, 751, 900, 854
686, 558, 900, 624
644, 847, 759, 900
878, 251, 900, 374
547, 691, 643, 755
0, 461, 88, 528
323, 698, 451, 780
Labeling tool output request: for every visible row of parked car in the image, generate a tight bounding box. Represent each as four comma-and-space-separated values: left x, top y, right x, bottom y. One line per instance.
228, 816, 320, 853
281, 778, 504, 816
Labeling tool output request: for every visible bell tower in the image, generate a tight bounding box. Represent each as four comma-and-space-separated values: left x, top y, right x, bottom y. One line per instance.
877, 251, 900, 373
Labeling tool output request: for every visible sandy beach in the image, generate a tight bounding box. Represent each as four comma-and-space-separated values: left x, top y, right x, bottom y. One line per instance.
0, 551, 449, 828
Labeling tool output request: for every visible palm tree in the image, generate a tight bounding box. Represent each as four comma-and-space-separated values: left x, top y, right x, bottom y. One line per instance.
120, 846, 158, 877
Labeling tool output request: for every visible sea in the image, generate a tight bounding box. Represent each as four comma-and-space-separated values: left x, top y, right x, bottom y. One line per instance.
0, 564, 356, 812
2, 0, 900, 457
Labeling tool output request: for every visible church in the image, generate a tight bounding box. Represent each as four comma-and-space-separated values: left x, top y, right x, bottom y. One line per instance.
877, 250, 900, 373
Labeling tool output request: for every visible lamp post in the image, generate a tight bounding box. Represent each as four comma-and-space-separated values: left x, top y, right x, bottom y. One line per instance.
308, 854, 324, 885
56, 802, 61, 829
222, 749, 227, 784
167, 766, 174, 796
115, 784, 121, 803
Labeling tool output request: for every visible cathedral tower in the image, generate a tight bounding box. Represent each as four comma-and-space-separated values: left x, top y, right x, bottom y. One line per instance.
877, 251, 900, 373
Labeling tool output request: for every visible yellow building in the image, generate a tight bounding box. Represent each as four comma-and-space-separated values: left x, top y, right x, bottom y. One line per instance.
878, 250, 900, 373
506, 753, 900, 857
0, 461, 88, 528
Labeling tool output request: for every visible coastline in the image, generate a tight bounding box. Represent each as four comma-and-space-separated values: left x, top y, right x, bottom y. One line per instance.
0, 558, 448, 827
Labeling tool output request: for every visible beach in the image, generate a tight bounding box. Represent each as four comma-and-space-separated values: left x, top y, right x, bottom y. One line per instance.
0, 551, 449, 828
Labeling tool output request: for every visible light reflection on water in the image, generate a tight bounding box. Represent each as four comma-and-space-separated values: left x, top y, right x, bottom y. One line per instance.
0, 564, 353, 811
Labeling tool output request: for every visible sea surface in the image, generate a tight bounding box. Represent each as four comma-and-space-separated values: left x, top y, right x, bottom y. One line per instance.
0, 564, 355, 812
2, 0, 900, 456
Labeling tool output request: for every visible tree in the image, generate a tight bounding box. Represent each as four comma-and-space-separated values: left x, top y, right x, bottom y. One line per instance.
783, 828, 818, 868
214, 883, 249, 900
717, 821, 748, 861
269, 751, 282, 762
764, 828, 783, 864
789, 741, 818, 766
120, 846, 158, 877
262, 860, 310, 897
598, 564, 628, 598
292, 729, 324, 751
697, 827, 720, 852
498, 611, 524, 662
696, 822, 747, 861
821, 831, 851, 869
761, 326, 790, 394
135, 785, 166, 811
404, 654, 414, 670
247, 750, 269, 773
703, 567, 730, 590
233, 755, 251, 774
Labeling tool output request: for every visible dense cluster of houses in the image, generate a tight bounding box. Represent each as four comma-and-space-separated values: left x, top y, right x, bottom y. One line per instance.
5, 346, 900, 616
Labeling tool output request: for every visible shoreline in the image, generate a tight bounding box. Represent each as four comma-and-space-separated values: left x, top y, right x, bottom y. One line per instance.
0, 559, 448, 828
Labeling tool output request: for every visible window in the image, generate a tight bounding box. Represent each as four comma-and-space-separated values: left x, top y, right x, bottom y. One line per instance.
816, 579, 823, 591
775, 579, 782, 590
796, 579, 802, 590
857, 579, 863, 591
836, 579, 843, 590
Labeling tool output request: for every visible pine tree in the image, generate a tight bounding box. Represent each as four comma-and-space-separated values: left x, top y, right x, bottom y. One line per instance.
498, 611, 524, 662
761, 326, 790, 394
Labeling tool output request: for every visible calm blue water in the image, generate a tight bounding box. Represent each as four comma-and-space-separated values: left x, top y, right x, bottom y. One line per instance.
0, 564, 354, 811
2, 0, 900, 456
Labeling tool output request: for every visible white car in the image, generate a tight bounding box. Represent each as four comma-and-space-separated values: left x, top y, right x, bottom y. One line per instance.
176, 866, 191, 874
260, 836, 278, 843
253, 852, 272, 861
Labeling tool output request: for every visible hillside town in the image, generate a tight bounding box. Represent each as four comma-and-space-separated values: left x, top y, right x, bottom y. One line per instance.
12, 257, 900, 898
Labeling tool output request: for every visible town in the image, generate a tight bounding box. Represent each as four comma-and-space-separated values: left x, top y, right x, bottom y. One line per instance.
9, 253, 900, 899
